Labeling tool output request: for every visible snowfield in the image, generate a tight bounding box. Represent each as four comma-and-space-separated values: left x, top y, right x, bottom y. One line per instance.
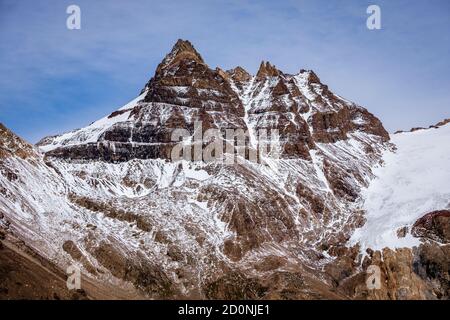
351, 122, 450, 250
38, 91, 148, 153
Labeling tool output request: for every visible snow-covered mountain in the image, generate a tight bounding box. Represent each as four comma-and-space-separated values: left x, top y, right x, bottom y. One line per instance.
0, 40, 448, 300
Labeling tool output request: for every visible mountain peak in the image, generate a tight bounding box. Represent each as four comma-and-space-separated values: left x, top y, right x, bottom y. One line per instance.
256, 61, 281, 78
156, 39, 205, 74
226, 66, 252, 82
171, 39, 199, 55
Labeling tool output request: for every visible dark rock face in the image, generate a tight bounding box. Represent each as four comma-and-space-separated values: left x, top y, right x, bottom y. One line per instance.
329, 245, 449, 300
311, 106, 389, 143
45, 140, 176, 162
412, 210, 450, 244
204, 269, 348, 300
89, 241, 175, 298
204, 272, 267, 299
0, 243, 86, 300
397, 226, 409, 238
413, 243, 450, 299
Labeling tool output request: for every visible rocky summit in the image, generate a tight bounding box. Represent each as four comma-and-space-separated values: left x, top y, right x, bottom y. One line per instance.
0, 40, 448, 300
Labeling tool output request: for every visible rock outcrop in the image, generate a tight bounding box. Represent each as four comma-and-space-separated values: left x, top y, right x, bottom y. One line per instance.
412, 210, 450, 244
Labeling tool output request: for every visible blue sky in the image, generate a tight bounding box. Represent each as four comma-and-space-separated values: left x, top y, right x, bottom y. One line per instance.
0, 0, 449, 142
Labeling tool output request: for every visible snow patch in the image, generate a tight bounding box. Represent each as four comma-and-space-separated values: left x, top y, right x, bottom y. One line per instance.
351, 123, 450, 250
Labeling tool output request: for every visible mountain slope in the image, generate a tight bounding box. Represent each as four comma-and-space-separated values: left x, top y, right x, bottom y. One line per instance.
2, 40, 447, 299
